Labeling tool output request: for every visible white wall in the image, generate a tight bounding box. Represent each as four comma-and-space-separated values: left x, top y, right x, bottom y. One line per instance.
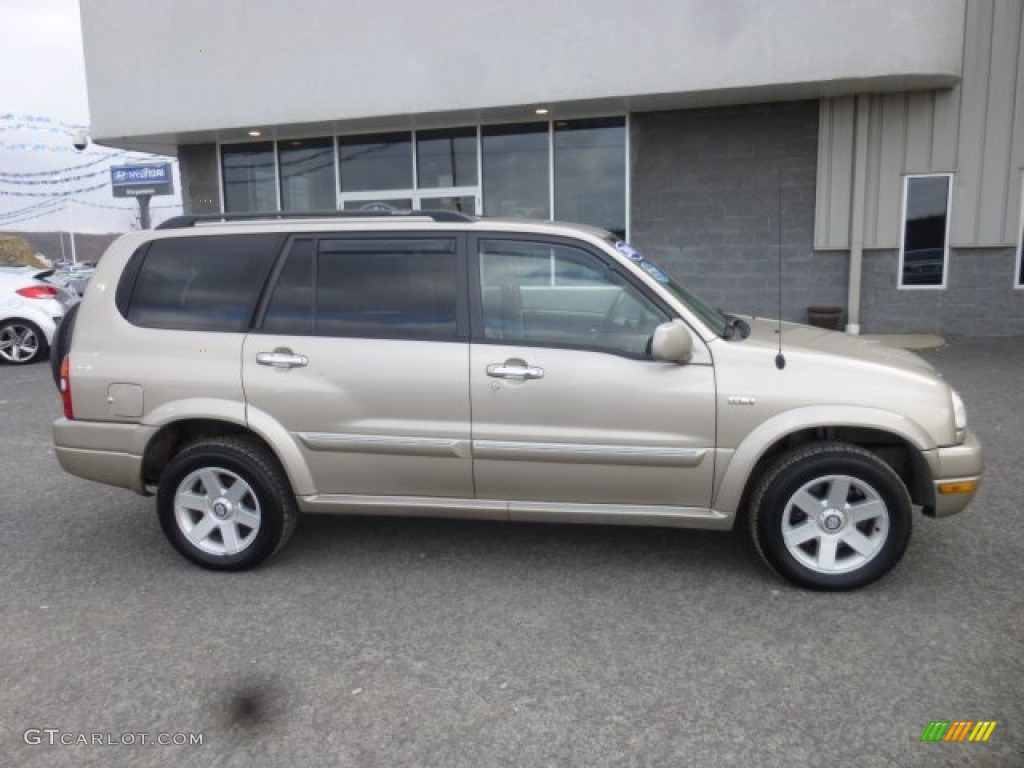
81, 0, 965, 145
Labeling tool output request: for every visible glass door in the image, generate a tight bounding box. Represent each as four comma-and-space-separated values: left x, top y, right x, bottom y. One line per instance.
416, 189, 479, 215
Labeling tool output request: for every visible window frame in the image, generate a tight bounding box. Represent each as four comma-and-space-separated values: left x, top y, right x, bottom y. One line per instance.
467, 233, 674, 360
898, 172, 954, 291
1015, 172, 1024, 290
253, 232, 470, 343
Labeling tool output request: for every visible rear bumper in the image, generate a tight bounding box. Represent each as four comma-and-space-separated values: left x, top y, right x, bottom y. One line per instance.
927, 430, 983, 518
52, 418, 156, 494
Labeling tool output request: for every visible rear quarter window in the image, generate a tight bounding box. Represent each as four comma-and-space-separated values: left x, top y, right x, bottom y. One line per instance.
123, 234, 283, 332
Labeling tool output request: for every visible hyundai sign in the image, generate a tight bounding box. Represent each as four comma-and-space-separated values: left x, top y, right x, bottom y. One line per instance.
110, 163, 174, 198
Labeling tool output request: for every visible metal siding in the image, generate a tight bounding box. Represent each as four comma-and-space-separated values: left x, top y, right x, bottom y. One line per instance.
815, 0, 1024, 250
951, 0, 993, 245
876, 93, 909, 246
905, 91, 935, 172
931, 87, 961, 169
815, 98, 855, 249
976, 0, 1021, 243
1001, 0, 1024, 245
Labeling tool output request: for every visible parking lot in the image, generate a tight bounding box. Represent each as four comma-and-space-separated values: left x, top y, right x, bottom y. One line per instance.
1, 337, 1022, 767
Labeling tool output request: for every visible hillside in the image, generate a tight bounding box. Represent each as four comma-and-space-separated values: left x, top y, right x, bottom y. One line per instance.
5, 231, 121, 265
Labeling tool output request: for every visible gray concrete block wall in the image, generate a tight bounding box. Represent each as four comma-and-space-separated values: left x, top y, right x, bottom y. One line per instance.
178, 143, 221, 214
630, 101, 848, 324
861, 248, 1024, 336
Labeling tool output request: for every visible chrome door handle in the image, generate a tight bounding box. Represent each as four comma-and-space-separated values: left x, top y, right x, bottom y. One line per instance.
256, 350, 308, 369
486, 362, 544, 380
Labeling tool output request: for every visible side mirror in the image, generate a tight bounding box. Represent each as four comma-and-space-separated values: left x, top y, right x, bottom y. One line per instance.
651, 320, 693, 364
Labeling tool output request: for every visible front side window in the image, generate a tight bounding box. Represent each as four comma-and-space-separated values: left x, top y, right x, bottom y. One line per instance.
478, 239, 665, 357
126, 235, 282, 332
900, 174, 952, 288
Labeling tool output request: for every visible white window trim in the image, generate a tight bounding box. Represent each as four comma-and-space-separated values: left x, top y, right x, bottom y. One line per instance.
1015, 171, 1024, 290
898, 172, 953, 291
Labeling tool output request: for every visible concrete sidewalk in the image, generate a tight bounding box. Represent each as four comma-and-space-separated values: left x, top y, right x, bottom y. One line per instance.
861, 333, 946, 350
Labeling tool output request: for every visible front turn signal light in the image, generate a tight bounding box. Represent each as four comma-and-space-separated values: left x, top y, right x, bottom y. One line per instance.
938, 481, 977, 495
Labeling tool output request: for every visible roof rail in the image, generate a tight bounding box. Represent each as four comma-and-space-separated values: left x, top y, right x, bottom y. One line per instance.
155, 209, 477, 230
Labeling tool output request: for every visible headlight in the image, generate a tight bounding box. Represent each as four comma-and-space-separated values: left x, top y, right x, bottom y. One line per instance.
951, 388, 967, 444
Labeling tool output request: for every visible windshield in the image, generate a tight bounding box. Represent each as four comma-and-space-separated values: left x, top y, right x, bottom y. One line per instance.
607, 238, 730, 337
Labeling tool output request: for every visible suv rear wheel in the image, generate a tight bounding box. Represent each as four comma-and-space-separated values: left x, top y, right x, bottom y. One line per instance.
749, 442, 912, 590
157, 436, 297, 570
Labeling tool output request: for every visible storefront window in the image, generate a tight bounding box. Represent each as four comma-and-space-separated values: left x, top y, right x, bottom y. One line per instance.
338, 133, 412, 192
279, 138, 336, 211
417, 128, 477, 188
222, 142, 276, 212
482, 123, 550, 219
900, 174, 952, 289
554, 118, 626, 238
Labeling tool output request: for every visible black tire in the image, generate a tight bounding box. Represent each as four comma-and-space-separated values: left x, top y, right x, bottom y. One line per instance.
0, 318, 47, 365
50, 302, 80, 387
157, 436, 298, 571
749, 441, 912, 591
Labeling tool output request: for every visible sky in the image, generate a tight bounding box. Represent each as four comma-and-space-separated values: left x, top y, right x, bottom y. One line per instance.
0, 0, 182, 234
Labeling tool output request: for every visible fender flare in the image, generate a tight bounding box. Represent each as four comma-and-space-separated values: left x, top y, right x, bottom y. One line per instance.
712, 405, 935, 516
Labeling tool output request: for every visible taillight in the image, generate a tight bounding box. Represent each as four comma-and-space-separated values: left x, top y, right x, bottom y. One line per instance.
60, 356, 74, 419
16, 285, 60, 299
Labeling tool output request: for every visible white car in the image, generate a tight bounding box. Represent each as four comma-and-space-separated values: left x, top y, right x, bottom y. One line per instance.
0, 267, 76, 364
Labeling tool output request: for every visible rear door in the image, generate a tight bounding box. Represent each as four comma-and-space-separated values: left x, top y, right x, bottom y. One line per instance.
469, 235, 717, 511
242, 234, 473, 499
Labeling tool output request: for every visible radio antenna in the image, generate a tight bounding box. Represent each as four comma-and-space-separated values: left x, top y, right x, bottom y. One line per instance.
775, 166, 786, 370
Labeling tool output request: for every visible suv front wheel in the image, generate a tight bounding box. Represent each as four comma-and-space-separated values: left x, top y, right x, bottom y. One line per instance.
157, 436, 297, 570
749, 442, 912, 590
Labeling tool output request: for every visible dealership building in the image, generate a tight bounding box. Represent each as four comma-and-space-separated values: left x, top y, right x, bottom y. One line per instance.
80, 0, 1023, 335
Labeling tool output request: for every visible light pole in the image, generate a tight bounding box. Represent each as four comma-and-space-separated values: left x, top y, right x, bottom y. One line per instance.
68, 129, 89, 265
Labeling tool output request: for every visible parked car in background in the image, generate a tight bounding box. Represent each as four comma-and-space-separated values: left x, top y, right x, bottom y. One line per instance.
48, 267, 96, 298
0, 266, 76, 364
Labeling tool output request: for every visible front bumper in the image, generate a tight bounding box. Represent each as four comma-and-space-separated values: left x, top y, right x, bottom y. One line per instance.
927, 430, 983, 517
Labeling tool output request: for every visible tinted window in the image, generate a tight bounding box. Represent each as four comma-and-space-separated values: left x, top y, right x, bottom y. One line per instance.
126, 235, 282, 332
417, 128, 478, 188
315, 239, 458, 337
554, 118, 626, 238
222, 142, 276, 212
279, 138, 336, 211
338, 133, 412, 192
901, 175, 950, 287
262, 239, 314, 334
478, 239, 665, 356
482, 124, 549, 219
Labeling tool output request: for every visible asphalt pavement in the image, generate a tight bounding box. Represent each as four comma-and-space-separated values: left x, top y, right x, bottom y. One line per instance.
1, 337, 1022, 767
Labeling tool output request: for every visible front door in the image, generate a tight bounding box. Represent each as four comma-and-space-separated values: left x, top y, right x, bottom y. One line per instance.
469, 235, 717, 511
242, 235, 473, 499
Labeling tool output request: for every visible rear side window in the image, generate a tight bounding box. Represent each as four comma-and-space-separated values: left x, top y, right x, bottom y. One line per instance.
261, 237, 459, 339
125, 235, 282, 332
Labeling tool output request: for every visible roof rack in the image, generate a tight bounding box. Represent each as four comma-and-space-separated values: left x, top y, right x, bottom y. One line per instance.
155, 209, 477, 230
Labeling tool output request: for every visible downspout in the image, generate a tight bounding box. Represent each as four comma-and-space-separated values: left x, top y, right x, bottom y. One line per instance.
846, 94, 870, 334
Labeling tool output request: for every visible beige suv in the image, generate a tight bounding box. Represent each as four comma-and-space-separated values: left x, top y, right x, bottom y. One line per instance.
52, 212, 982, 589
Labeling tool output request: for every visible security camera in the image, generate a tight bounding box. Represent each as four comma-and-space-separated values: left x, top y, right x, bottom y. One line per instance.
72, 130, 89, 151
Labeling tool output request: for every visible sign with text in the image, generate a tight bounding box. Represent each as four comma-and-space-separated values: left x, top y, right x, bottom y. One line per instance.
110, 163, 174, 198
